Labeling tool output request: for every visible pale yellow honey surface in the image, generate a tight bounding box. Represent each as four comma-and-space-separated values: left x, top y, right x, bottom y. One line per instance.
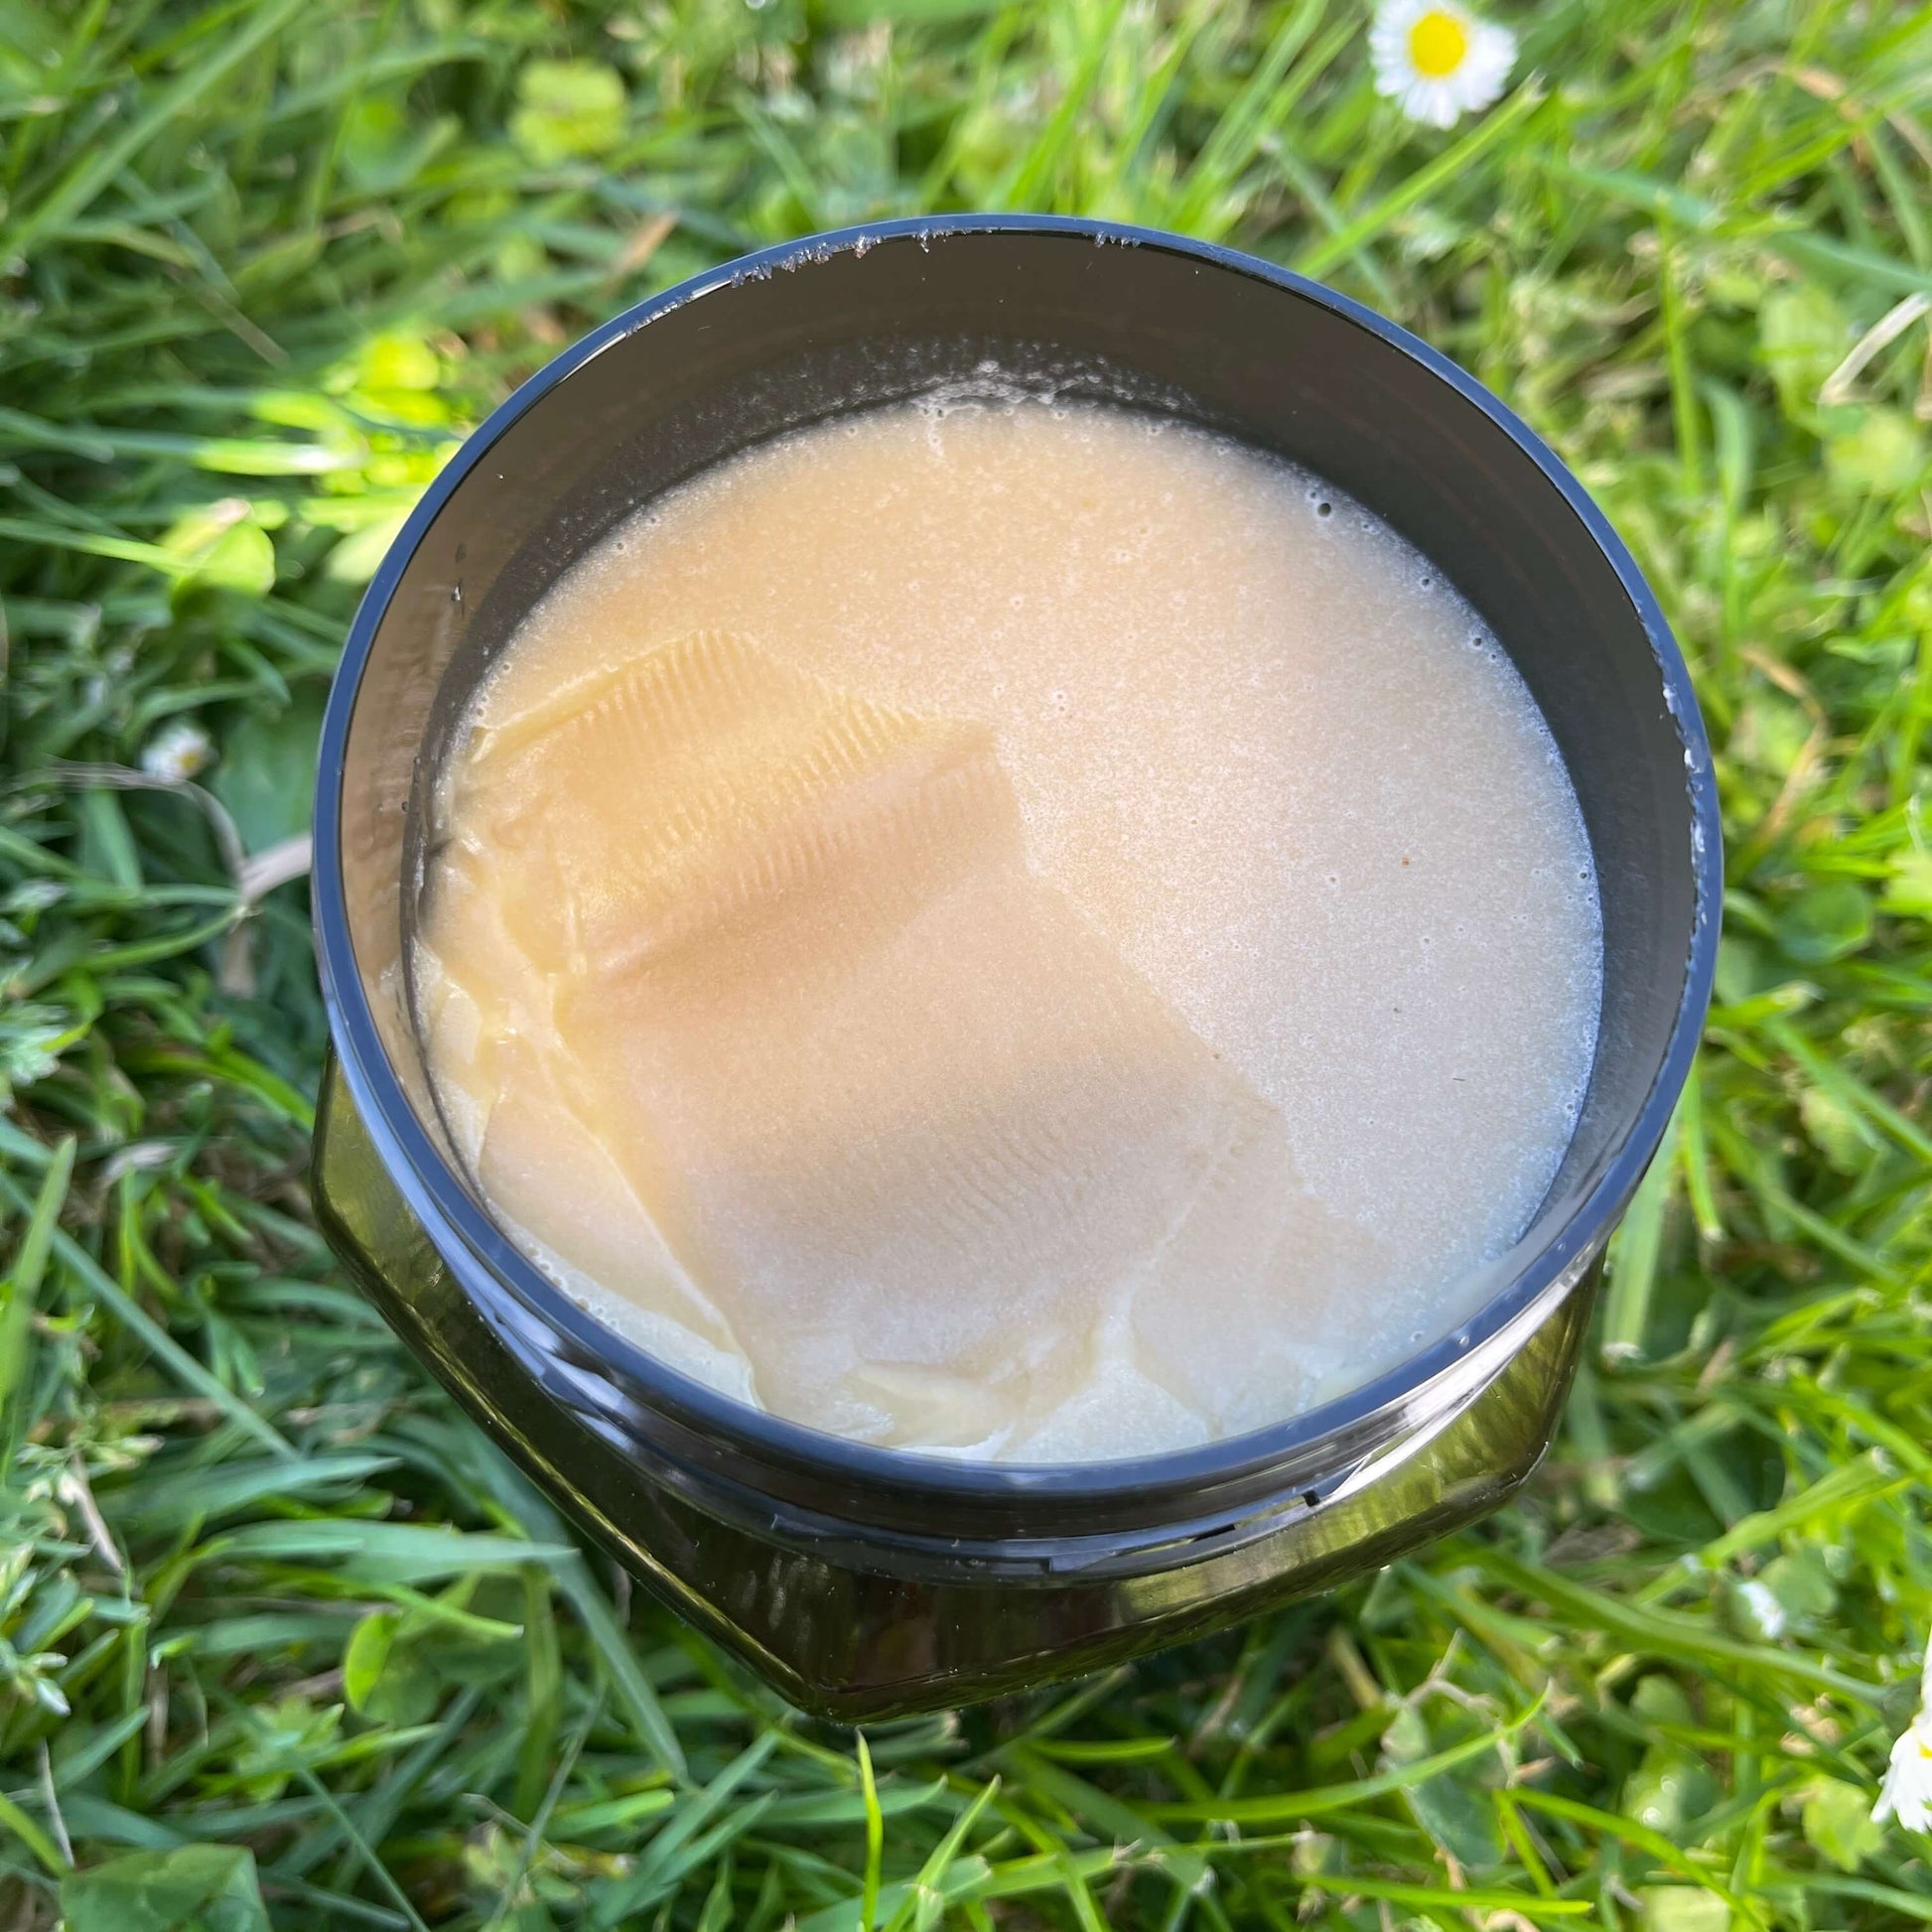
416, 393, 1601, 1461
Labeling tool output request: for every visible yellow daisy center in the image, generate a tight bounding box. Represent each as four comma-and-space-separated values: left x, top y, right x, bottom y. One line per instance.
1408, 9, 1470, 77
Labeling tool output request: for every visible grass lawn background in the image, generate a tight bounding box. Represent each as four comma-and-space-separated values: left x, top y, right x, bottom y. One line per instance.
2, 0, 1930, 1925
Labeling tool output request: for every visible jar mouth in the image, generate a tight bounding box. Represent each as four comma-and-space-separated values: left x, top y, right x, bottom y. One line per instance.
313, 214, 1721, 1532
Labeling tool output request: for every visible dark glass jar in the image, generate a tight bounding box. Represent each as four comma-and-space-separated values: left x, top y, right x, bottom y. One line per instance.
312, 216, 1720, 1721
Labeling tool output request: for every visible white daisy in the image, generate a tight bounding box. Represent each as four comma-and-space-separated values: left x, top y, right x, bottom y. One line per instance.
1875, 1630, 1932, 1835
139, 720, 213, 784
1370, 0, 1518, 130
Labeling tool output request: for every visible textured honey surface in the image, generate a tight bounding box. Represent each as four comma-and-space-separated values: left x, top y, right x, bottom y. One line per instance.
419, 397, 1601, 1459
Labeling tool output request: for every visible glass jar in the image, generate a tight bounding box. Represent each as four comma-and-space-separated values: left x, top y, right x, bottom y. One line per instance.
311, 217, 1720, 1720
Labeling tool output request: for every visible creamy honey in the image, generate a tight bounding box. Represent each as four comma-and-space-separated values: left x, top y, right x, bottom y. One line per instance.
414, 392, 1601, 1461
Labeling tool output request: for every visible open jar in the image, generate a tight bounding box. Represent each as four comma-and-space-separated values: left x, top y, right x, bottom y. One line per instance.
312, 216, 1719, 1719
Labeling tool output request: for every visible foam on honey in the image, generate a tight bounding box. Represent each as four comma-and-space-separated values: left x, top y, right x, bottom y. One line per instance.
417, 393, 1602, 1461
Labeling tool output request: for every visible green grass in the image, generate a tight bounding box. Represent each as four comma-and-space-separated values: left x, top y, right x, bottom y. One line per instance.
1, 0, 1930, 1925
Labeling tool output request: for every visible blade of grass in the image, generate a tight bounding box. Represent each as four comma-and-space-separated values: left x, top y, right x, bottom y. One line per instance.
1297, 83, 1543, 280
6, 0, 309, 259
